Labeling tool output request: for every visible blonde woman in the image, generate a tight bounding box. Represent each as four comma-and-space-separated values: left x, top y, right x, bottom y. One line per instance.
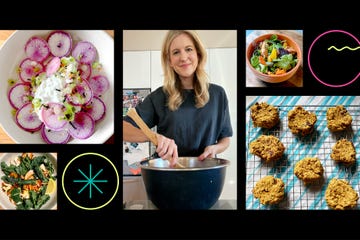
123, 30, 232, 166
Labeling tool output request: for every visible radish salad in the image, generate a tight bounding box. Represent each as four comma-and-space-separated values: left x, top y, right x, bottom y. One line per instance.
7, 30, 110, 144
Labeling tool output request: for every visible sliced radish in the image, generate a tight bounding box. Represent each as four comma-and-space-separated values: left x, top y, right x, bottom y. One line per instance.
8, 30, 109, 144
46, 57, 60, 76
66, 80, 93, 106
68, 112, 95, 139
78, 63, 92, 80
83, 96, 106, 122
19, 58, 44, 83
8, 83, 32, 109
25, 36, 50, 62
47, 30, 72, 57
41, 124, 70, 144
15, 103, 43, 132
88, 75, 110, 97
41, 103, 68, 131
72, 41, 97, 64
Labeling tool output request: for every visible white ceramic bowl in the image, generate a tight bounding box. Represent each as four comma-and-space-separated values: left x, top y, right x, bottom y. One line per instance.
0, 152, 57, 210
0, 30, 114, 144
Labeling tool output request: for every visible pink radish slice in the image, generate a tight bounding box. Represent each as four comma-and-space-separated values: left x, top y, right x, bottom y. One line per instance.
47, 30, 72, 57
8, 83, 32, 109
46, 57, 60, 76
66, 80, 93, 106
88, 75, 110, 97
78, 63, 92, 80
72, 41, 97, 64
25, 36, 50, 62
15, 103, 43, 132
41, 103, 68, 130
68, 112, 95, 139
83, 96, 106, 121
19, 58, 44, 83
41, 124, 70, 144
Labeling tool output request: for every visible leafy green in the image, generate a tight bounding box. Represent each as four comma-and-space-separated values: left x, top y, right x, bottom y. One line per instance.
274, 54, 298, 71
11, 188, 22, 204
34, 194, 50, 209
1, 162, 16, 176
250, 34, 298, 74
2, 175, 36, 185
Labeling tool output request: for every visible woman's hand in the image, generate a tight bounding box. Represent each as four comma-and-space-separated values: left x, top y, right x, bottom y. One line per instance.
156, 134, 178, 167
198, 137, 231, 161
198, 145, 217, 160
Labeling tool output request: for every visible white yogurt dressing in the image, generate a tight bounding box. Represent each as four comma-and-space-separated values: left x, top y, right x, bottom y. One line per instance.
34, 74, 64, 104
32, 56, 79, 121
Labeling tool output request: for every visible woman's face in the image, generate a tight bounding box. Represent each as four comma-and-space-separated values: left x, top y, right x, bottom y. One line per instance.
169, 33, 198, 81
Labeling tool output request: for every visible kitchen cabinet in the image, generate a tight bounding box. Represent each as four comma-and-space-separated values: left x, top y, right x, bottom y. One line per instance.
150, 51, 162, 90
123, 176, 148, 202
123, 51, 151, 89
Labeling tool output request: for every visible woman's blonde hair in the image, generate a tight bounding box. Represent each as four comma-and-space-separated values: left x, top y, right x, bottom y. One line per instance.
161, 30, 209, 111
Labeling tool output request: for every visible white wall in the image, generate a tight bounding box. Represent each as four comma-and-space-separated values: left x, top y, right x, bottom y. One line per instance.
123, 51, 151, 88
208, 48, 237, 200
123, 30, 237, 51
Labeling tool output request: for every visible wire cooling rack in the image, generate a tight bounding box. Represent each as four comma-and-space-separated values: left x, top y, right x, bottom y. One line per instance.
246, 105, 360, 210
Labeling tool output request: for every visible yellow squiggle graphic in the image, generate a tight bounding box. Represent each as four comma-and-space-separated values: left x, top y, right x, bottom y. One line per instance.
328, 46, 360, 51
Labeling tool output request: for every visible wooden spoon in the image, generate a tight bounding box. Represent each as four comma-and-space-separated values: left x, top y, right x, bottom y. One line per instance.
126, 108, 185, 169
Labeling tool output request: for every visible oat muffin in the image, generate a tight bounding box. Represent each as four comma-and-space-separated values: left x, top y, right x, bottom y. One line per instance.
250, 102, 280, 129
327, 105, 352, 132
252, 175, 285, 205
330, 139, 356, 165
288, 106, 317, 136
294, 157, 324, 185
325, 178, 358, 210
249, 135, 285, 162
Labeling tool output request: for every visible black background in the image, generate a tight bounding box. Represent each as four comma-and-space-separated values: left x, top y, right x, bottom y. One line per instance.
0, 5, 359, 240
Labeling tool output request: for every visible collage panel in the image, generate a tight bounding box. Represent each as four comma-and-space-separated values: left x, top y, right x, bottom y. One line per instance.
307, 29, 360, 88
246, 96, 360, 210
245, 30, 303, 87
0, 152, 57, 210
60, 150, 119, 211
0, 30, 114, 144
123, 30, 237, 210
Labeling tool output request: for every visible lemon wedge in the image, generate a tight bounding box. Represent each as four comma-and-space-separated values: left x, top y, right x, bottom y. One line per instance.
45, 178, 56, 194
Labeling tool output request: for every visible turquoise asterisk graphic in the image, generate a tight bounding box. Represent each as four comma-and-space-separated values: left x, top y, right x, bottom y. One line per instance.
73, 164, 108, 199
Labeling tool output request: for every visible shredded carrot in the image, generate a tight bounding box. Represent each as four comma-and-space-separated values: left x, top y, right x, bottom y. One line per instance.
275, 69, 286, 75
259, 56, 266, 65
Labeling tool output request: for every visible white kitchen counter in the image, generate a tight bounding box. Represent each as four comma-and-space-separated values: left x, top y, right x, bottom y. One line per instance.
124, 199, 237, 210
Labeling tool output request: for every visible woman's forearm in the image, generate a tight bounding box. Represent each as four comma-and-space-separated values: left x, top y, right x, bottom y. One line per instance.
215, 137, 231, 154
123, 120, 149, 142
198, 137, 231, 160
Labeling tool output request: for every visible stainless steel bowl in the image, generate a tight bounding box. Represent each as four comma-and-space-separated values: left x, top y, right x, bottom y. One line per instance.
141, 156, 229, 170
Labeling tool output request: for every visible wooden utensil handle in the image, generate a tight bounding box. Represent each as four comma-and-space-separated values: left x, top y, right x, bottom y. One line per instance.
127, 108, 158, 146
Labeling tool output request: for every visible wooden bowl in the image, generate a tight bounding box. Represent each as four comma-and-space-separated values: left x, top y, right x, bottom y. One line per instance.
246, 33, 302, 83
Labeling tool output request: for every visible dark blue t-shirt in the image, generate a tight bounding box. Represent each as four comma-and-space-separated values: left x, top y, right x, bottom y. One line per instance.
123, 83, 233, 156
